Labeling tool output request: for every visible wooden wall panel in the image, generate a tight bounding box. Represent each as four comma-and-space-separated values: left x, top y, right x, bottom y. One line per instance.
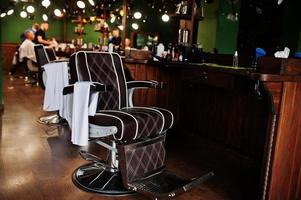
0, 43, 18, 72
268, 82, 301, 200
124, 61, 301, 200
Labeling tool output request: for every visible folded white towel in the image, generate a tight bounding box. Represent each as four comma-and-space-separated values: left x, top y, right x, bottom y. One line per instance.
274, 47, 290, 58
61, 82, 99, 146
43, 62, 69, 111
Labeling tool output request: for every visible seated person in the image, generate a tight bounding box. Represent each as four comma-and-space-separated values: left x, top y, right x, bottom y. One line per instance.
19, 31, 38, 72
20, 23, 40, 42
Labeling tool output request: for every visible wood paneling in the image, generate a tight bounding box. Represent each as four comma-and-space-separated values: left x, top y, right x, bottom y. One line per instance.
267, 82, 301, 200
124, 60, 301, 200
0, 43, 18, 72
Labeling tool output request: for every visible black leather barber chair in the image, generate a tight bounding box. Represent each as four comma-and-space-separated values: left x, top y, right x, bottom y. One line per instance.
64, 51, 214, 199
34, 44, 68, 124
34, 44, 50, 89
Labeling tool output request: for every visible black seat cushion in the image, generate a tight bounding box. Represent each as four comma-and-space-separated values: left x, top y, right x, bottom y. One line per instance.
89, 107, 174, 141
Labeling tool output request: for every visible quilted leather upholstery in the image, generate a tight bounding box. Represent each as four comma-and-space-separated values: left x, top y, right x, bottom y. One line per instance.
69, 52, 127, 110
124, 138, 166, 182
89, 107, 173, 141
69, 51, 174, 141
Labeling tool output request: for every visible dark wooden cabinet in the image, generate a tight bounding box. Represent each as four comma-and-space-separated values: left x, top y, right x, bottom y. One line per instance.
123, 59, 301, 200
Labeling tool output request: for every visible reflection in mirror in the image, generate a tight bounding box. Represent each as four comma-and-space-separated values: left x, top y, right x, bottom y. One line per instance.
131, 31, 159, 49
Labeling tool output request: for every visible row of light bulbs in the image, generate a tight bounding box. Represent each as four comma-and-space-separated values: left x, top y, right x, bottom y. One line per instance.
1, 0, 170, 29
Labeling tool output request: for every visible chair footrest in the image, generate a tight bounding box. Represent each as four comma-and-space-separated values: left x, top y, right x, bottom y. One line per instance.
128, 170, 214, 199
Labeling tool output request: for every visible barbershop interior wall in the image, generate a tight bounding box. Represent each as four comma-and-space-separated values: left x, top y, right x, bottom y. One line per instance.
0, 12, 64, 43
0, 22, 2, 104
197, 0, 239, 54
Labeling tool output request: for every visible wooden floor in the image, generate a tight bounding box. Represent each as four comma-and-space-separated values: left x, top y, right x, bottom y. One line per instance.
0, 74, 234, 200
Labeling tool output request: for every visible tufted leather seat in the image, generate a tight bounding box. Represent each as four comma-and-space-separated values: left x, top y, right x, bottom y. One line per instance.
68, 51, 174, 142
89, 107, 174, 141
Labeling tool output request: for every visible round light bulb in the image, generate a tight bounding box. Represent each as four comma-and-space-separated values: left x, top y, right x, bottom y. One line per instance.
133, 11, 142, 19
88, 0, 95, 6
41, 0, 51, 8
20, 11, 27, 18
110, 15, 116, 23
131, 23, 139, 30
77, 1, 85, 9
54, 9, 62, 17
42, 14, 48, 21
119, 9, 124, 17
118, 25, 123, 30
90, 16, 95, 21
26, 5, 35, 14
7, 9, 14, 16
162, 14, 170, 22
0, 13, 6, 18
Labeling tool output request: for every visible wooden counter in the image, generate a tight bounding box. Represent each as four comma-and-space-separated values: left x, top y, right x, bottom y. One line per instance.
123, 58, 301, 200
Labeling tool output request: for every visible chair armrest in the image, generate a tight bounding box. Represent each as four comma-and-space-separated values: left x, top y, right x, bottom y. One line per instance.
126, 80, 164, 89
63, 82, 113, 95
49, 59, 69, 63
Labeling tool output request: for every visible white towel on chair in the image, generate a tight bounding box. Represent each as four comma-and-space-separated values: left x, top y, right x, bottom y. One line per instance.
66, 82, 99, 146
43, 62, 69, 111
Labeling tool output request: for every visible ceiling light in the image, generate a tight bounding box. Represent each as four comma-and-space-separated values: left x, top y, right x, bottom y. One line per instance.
90, 16, 95, 21
54, 9, 62, 17
110, 15, 116, 23
77, 1, 85, 9
118, 25, 123, 30
0, 13, 6, 18
133, 11, 142, 19
162, 14, 170, 22
20, 11, 27, 18
131, 23, 139, 30
26, 5, 35, 14
7, 9, 14, 16
42, 14, 48, 21
41, 0, 51, 8
277, 0, 284, 5
88, 0, 95, 6
119, 9, 124, 17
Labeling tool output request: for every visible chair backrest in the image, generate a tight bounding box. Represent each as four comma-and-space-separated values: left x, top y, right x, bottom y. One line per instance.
34, 44, 50, 68
69, 51, 128, 110
45, 47, 57, 61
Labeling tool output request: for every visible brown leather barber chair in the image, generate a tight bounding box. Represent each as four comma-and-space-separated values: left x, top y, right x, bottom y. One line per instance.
64, 51, 214, 199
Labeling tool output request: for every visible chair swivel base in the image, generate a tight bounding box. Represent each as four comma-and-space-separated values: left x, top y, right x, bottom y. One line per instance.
72, 162, 134, 196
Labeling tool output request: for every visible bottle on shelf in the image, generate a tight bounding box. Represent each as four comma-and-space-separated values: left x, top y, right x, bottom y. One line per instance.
233, 51, 239, 67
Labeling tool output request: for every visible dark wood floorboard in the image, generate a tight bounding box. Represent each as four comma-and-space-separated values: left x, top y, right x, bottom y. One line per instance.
0, 74, 232, 200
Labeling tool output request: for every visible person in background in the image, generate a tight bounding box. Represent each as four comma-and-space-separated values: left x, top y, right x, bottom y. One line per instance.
125, 38, 131, 49
20, 23, 40, 42
109, 27, 122, 47
34, 22, 54, 46
19, 31, 38, 72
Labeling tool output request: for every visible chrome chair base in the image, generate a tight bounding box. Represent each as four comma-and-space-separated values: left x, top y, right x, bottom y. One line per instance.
38, 114, 61, 124
72, 162, 134, 196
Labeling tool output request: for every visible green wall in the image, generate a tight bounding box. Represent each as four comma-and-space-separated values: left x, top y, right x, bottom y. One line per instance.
197, 0, 219, 52
0, 0, 177, 45
215, 0, 239, 54
0, 2, 65, 43
197, 0, 239, 54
